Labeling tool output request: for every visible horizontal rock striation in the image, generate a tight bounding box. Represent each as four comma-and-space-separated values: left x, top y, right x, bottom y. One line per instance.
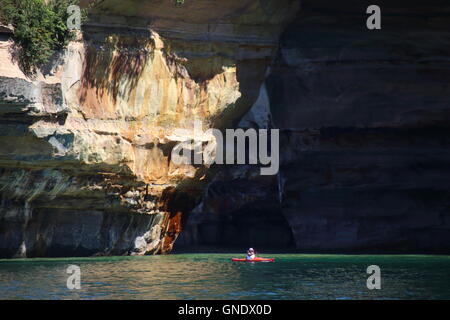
3, 0, 448, 256
0, 0, 299, 258
269, 0, 450, 253
177, 0, 450, 253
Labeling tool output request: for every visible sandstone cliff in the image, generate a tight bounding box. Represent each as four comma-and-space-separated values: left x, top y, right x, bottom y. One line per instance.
2, 0, 449, 258
0, 0, 299, 257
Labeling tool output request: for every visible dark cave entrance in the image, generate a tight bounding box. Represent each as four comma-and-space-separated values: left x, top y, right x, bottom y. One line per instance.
172, 178, 296, 253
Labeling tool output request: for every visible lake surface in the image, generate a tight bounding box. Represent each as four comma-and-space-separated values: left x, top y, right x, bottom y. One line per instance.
0, 254, 449, 299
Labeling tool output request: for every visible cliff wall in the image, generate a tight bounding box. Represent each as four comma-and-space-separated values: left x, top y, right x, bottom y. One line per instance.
177, 0, 450, 253
2, 0, 449, 257
0, 0, 299, 258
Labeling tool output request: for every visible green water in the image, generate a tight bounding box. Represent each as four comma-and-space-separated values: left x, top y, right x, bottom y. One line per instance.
0, 254, 449, 299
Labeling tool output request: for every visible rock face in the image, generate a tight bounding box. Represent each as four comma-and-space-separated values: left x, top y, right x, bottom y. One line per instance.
0, 0, 299, 258
2, 0, 450, 257
177, 0, 450, 253
269, 0, 450, 253
175, 83, 296, 250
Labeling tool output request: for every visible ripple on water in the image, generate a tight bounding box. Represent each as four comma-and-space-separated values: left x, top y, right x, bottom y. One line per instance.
0, 254, 449, 299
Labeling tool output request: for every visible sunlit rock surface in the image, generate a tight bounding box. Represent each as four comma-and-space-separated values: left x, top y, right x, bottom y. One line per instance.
0, 0, 298, 257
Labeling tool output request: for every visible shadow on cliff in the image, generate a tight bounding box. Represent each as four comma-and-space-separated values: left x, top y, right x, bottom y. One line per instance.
79, 28, 153, 106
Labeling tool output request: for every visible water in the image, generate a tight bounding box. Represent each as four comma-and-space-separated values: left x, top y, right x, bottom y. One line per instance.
0, 254, 449, 299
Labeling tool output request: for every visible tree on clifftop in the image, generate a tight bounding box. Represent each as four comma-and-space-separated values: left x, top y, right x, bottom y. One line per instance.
0, 0, 81, 76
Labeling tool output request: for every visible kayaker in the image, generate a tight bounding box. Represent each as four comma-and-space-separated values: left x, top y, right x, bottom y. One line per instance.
246, 248, 256, 260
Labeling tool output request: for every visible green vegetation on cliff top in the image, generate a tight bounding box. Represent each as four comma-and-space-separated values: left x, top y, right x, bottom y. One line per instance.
0, 0, 81, 76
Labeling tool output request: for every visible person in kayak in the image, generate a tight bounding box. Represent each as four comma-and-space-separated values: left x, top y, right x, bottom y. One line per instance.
246, 248, 256, 260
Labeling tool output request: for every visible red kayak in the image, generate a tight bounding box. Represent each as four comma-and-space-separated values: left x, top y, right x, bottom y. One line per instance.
231, 258, 275, 262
